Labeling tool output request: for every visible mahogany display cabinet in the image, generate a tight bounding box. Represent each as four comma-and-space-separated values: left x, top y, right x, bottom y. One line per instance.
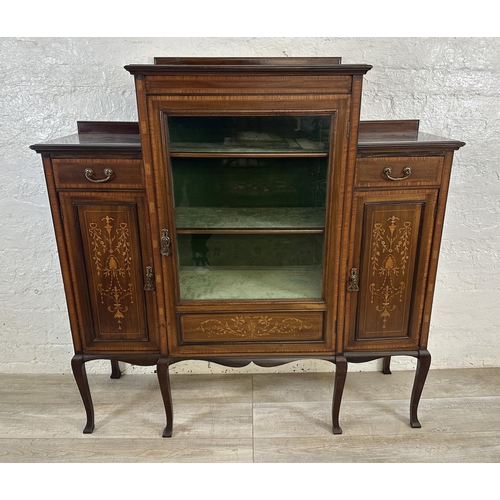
30, 57, 465, 437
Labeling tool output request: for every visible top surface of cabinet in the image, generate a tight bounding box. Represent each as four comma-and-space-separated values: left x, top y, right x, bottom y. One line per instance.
30, 120, 465, 154
125, 57, 373, 97
358, 120, 465, 153
125, 57, 372, 75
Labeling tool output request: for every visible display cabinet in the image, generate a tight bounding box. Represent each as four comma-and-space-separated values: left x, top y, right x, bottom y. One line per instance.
30, 58, 465, 437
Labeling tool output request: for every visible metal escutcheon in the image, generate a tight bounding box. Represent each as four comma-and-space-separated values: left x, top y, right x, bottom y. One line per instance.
347, 267, 359, 292
144, 266, 155, 292
161, 229, 171, 257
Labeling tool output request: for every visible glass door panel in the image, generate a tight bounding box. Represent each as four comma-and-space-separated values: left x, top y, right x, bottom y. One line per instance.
177, 233, 324, 300
168, 116, 330, 153
166, 114, 332, 301
172, 157, 327, 230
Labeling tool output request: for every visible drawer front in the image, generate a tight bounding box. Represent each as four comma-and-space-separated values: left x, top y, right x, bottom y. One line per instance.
179, 311, 324, 344
355, 156, 443, 188
53, 158, 144, 189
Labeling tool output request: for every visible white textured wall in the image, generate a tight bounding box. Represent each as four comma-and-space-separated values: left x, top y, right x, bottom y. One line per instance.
1, 37, 499, 374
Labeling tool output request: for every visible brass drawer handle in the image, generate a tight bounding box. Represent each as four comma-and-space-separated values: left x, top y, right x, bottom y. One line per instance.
383, 166, 412, 181
144, 266, 155, 292
84, 167, 114, 183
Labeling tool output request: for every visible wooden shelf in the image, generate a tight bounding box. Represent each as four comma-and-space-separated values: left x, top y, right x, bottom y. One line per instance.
175, 207, 326, 231
169, 139, 329, 156
179, 266, 323, 301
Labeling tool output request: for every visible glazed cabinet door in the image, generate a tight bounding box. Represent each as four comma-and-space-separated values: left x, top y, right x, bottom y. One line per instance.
145, 94, 351, 356
344, 190, 438, 351
59, 192, 160, 352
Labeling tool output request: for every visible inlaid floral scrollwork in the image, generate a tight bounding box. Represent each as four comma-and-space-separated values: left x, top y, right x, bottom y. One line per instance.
88, 216, 134, 330
369, 215, 412, 328
195, 315, 312, 339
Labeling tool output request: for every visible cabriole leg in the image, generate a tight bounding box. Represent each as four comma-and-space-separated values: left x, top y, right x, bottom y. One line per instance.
382, 356, 392, 375
71, 355, 95, 434
332, 355, 347, 435
157, 357, 173, 438
110, 359, 121, 379
410, 349, 431, 428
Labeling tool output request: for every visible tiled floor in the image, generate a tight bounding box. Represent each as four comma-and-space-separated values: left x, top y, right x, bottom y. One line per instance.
1, 367, 500, 462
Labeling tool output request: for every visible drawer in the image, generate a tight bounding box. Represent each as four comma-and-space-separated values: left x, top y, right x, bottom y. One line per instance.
53, 158, 144, 189
355, 156, 444, 188
179, 311, 324, 344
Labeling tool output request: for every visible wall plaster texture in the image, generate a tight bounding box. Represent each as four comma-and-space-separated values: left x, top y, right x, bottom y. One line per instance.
0, 37, 499, 375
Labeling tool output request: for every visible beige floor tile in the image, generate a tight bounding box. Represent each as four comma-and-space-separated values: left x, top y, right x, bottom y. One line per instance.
0, 437, 253, 463
0, 402, 168, 439
0, 400, 253, 439
171, 373, 253, 403
253, 368, 500, 404
0, 373, 83, 404
253, 396, 500, 439
169, 403, 253, 438
253, 432, 500, 463
253, 373, 334, 403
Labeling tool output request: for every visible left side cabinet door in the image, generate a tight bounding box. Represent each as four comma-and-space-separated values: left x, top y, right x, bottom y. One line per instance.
59, 192, 160, 352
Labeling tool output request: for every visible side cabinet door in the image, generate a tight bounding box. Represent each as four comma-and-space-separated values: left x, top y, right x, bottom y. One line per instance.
59, 192, 159, 352
344, 190, 438, 351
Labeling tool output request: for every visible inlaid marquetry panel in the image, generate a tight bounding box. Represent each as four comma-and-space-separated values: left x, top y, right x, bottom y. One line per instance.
59, 192, 159, 351
357, 204, 421, 338
345, 190, 438, 350
82, 207, 143, 336
180, 312, 324, 344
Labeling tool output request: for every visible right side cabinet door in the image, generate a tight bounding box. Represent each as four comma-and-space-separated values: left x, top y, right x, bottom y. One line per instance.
344, 189, 438, 351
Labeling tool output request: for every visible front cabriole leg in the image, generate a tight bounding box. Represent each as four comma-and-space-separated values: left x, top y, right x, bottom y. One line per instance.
110, 359, 122, 379
382, 356, 392, 375
332, 355, 347, 435
71, 354, 95, 434
157, 357, 173, 438
410, 349, 431, 428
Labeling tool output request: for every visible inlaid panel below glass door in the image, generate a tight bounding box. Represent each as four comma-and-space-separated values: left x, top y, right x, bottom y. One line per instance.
177, 233, 324, 300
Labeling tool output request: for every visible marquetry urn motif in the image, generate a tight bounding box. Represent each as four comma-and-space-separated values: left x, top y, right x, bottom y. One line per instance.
369, 215, 412, 329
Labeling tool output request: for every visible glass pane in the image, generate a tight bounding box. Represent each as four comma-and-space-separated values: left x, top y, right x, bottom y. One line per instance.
172, 157, 327, 230
166, 114, 331, 302
168, 116, 330, 153
177, 233, 323, 300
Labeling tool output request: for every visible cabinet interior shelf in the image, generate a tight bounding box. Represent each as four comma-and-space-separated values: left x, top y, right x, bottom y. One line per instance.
169, 142, 329, 156
176, 228, 324, 234
174, 207, 325, 230
170, 151, 329, 158
179, 266, 323, 301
